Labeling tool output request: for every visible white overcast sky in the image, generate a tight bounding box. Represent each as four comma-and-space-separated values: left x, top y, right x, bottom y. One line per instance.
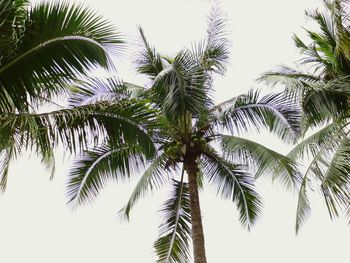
1, 0, 350, 262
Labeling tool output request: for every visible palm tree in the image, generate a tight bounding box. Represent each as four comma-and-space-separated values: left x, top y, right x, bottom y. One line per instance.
66, 8, 301, 263
0, 1, 157, 191
260, 0, 350, 232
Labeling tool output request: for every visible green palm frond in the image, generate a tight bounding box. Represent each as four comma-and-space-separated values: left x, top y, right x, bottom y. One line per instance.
154, 178, 191, 263
123, 82, 147, 98
295, 172, 311, 234
201, 147, 262, 229
41, 148, 56, 180
300, 78, 350, 126
0, 100, 159, 158
136, 27, 164, 79
0, 109, 60, 167
0, 146, 15, 192
69, 77, 148, 107
295, 134, 350, 221
212, 89, 301, 142
150, 49, 212, 122
291, 123, 346, 233
69, 77, 128, 106
259, 66, 320, 93
288, 122, 346, 160
221, 135, 301, 189
67, 143, 145, 207
305, 7, 336, 47
319, 137, 350, 215
0, 1, 123, 113
118, 153, 172, 220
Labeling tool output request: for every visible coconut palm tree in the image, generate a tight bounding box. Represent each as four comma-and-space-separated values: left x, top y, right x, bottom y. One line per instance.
260, 0, 350, 232
66, 8, 301, 263
0, 1, 157, 191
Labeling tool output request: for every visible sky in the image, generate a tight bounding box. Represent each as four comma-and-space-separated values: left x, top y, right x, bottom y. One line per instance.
1, 0, 350, 262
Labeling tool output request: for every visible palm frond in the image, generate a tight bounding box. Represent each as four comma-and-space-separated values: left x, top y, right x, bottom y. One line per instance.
192, 6, 230, 75
68, 77, 128, 107
67, 143, 145, 207
0, 100, 159, 160
150, 50, 212, 122
200, 147, 262, 229
154, 178, 191, 263
288, 121, 346, 160
291, 123, 348, 232
295, 168, 311, 234
221, 135, 301, 189
320, 137, 350, 215
296, 133, 350, 220
212, 89, 301, 143
118, 153, 172, 220
135, 27, 164, 79
0, 146, 15, 192
300, 78, 350, 126
258, 66, 321, 94
0, 1, 123, 112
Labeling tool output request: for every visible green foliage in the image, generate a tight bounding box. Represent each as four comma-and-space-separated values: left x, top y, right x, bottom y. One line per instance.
260, 0, 350, 231
212, 89, 301, 143
68, 143, 146, 207
0, 0, 129, 186
221, 135, 301, 188
0, 0, 123, 113
154, 178, 192, 263
118, 153, 172, 221
201, 147, 262, 229
66, 6, 301, 262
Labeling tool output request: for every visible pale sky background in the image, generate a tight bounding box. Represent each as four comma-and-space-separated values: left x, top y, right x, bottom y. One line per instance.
1, 0, 350, 262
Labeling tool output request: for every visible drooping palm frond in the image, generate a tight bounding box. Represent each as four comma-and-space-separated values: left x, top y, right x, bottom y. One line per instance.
293, 132, 350, 225
220, 135, 301, 189
0, 110, 61, 167
118, 153, 172, 220
319, 137, 350, 215
154, 178, 192, 263
0, 100, 159, 173
295, 171, 311, 234
0, 146, 15, 192
212, 89, 301, 143
67, 143, 145, 207
200, 147, 262, 229
300, 78, 350, 126
0, 0, 124, 113
291, 122, 349, 232
288, 121, 346, 160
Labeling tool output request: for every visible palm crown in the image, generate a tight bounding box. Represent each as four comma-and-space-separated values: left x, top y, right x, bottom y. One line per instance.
260, 0, 350, 232
67, 8, 301, 263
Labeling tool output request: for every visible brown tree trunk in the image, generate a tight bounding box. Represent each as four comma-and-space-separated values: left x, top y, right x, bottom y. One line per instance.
186, 156, 207, 263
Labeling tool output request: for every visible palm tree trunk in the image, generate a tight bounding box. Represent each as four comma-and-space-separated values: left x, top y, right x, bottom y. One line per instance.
186, 156, 207, 263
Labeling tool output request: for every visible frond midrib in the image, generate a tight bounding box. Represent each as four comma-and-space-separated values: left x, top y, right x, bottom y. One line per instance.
0, 35, 109, 75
